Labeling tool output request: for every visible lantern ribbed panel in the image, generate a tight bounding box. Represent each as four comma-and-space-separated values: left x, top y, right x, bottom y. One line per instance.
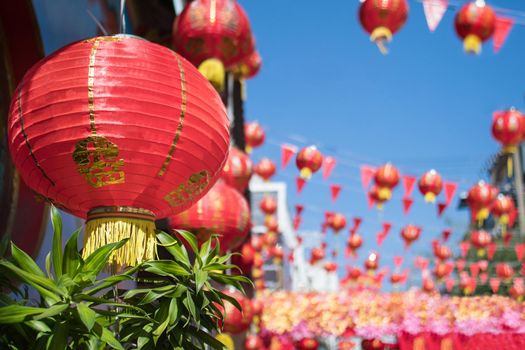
359, 0, 409, 35
455, 3, 496, 42
8, 36, 230, 220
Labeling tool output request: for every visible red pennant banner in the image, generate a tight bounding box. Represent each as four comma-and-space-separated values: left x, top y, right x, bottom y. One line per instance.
459, 241, 470, 257
493, 17, 514, 53
470, 262, 480, 278
376, 232, 387, 246
401, 269, 410, 283
480, 272, 488, 285
295, 204, 304, 216
402, 175, 417, 197
323, 156, 337, 180
487, 243, 497, 260
490, 278, 501, 293
504, 232, 513, 247
293, 215, 302, 230
415, 257, 429, 270
515, 243, 525, 261
431, 239, 440, 251
456, 259, 465, 272
445, 278, 455, 292
422, 0, 448, 32
478, 260, 488, 272
352, 217, 363, 232
394, 256, 404, 268
442, 228, 452, 242
402, 197, 413, 215
296, 177, 306, 194
367, 194, 376, 209
330, 184, 342, 202
360, 165, 376, 190
437, 202, 448, 217
382, 222, 392, 235
443, 182, 457, 205
281, 143, 297, 169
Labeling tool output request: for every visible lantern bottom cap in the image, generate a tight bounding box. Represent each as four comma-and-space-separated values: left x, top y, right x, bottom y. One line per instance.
83, 206, 157, 269
463, 34, 482, 55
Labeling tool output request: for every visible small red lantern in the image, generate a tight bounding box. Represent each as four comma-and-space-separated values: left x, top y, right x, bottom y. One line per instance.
269, 245, 284, 263
433, 263, 451, 280
251, 235, 264, 252
348, 233, 363, 251
359, 0, 409, 54
496, 263, 514, 280
324, 261, 338, 273
169, 181, 251, 253
365, 252, 380, 272
418, 169, 443, 203
234, 50, 262, 79
373, 163, 400, 201
8, 35, 230, 268
296, 146, 323, 179
467, 181, 498, 222
218, 290, 254, 334
492, 194, 516, 226
492, 109, 525, 154
509, 283, 524, 301
263, 231, 278, 247
362, 339, 384, 350
434, 244, 452, 261
244, 121, 265, 153
253, 253, 264, 268
254, 158, 276, 181
400, 225, 421, 248
245, 335, 264, 350
470, 230, 492, 257
251, 299, 264, 317
259, 196, 277, 217
327, 212, 347, 234
348, 267, 362, 281
231, 241, 255, 275
254, 279, 265, 290
310, 247, 326, 264
454, 1, 496, 54
265, 215, 279, 233
422, 278, 436, 293
390, 273, 403, 285
172, 0, 254, 91
296, 338, 319, 350
221, 147, 253, 193
369, 185, 386, 208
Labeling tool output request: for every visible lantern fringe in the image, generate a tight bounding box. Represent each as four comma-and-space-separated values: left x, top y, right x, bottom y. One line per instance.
464, 34, 482, 54
83, 217, 156, 269
299, 167, 312, 180
198, 58, 225, 92
370, 26, 392, 55
424, 192, 436, 203
378, 187, 392, 201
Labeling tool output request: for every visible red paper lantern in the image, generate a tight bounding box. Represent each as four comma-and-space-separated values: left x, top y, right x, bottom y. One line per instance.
253, 253, 264, 268
296, 146, 323, 179
172, 0, 254, 91
470, 230, 492, 257
251, 299, 264, 317
296, 338, 319, 350
259, 196, 277, 216
496, 263, 514, 280
263, 231, 278, 247
362, 339, 384, 350
251, 235, 264, 252
492, 109, 525, 154
418, 169, 443, 203
369, 185, 386, 208
245, 121, 265, 153
327, 212, 347, 234
365, 252, 379, 271
269, 245, 284, 263
324, 261, 338, 273
467, 181, 498, 222
373, 163, 400, 201
218, 290, 254, 334
254, 279, 265, 290
400, 225, 421, 248
359, 0, 409, 54
390, 273, 403, 284
221, 147, 253, 193
434, 244, 452, 261
254, 158, 276, 181
348, 267, 362, 281
169, 181, 250, 253
509, 283, 524, 300
310, 247, 326, 264
454, 2, 496, 54
231, 241, 255, 275
234, 50, 262, 79
7, 35, 229, 268
265, 215, 279, 233
422, 278, 435, 293
492, 194, 516, 225
245, 335, 264, 350
434, 263, 451, 280
348, 233, 363, 251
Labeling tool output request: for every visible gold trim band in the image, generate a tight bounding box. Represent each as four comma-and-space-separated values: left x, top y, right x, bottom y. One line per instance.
87, 39, 100, 135
87, 206, 155, 221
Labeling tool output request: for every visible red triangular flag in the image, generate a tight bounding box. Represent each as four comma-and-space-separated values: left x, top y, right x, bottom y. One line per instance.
376, 232, 387, 246
437, 202, 448, 217
442, 228, 452, 242
504, 232, 513, 247
367, 193, 376, 209
323, 156, 336, 180
330, 184, 342, 202
415, 257, 429, 270
402, 175, 417, 197
445, 278, 455, 292
487, 243, 497, 260
509, 207, 518, 227
394, 256, 404, 268
470, 262, 480, 278
287, 252, 294, 263
460, 241, 470, 257
422, 0, 448, 32
402, 197, 414, 215
456, 259, 465, 272
360, 165, 376, 190
382, 222, 392, 235
293, 215, 302, 230
281, 144, 297, 169
443, 182, 457, 205
296, 236, 303, 245
515, 243, 525, 261
490, 278, 501, 293
478, 260, 488, 272
493, 17, 514, 53
352, 217, 363, 232
296, 177, 306, 194
295, 204, 304, 216
480, 272, 488, 285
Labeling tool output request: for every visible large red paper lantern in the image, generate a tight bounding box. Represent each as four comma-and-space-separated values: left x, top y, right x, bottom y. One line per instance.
492, 109, 525, 154
259, 196, 277, 217
467, 181, 498, 222
296, 146, 323, 179
496, 263, 514, 280
245, 121, 265, 153
245, 334, 264, 350
169, 181, 250, 253
470, 230, 492, 256
359, 0, 409, 54
418, 169, 443, 203
172, 0, 254, 91
400, 225, 421, 248
373, 163, 400, 201
234, 50, 262, 79
219, 290, 254, 334
327, 212, 347, 234
492, 194, 516, 226
454, 1, 496, 54
221, 147, 253, 193
254, 157, 276, 181
296, 338, 319, 350
7, 35, 229, 268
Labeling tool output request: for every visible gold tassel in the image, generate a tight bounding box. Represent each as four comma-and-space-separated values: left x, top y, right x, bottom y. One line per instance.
424, 192, 436, 203
198, 58, 225, 92
464, 34, 482, 54
371, 26, 392, 55
507, 154, 514, 178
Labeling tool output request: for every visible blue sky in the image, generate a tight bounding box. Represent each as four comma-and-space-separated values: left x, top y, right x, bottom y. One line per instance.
239, 0, 525, 286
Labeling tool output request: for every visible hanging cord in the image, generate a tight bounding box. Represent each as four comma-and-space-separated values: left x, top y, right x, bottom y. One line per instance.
119, 0, 126, 34
87, 9, 109, 36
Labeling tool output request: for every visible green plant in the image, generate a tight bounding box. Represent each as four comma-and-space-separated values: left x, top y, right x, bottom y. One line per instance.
0, 207, 249, 349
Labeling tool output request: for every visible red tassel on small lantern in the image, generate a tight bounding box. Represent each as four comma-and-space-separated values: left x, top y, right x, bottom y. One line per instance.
454, 1, 496, 54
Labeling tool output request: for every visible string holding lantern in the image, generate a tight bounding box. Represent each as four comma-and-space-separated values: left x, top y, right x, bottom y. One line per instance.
169, 181, 251, 253
467, 181, 498, 224
373, 163, 400, 202
244, 121, 265, 153
7, 35, 230, 269
359, 0, 409, 54
296, 146, 323, 180
221, 146, 253, 193
454, 1, 496, 54
470, 230, 492, 257
233, 50, 262, 79
492, 194, 516, 234
172, 0, 254, 91
400, 225, 422, 249
418, 169, 443, 203
491, 108, 525, 177
254, 157, 276, 181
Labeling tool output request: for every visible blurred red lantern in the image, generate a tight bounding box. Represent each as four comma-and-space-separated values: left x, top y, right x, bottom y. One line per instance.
218, 290, 254, 334
253, 254, 264, 268
509, 283, 525, 300
252, 235, 264, 252
365, 252, 379, 272
369, 185, 386, 208
296, 146, 323, 179
492, 194, 516, 226
8, 35, 229, 268
251, 299, 264, 317
400, 225, 421, 248
327, 212, 347, 234
434, 263, 452, 280
434, 244, 452, 261
348, 233, 363, 251
254, 158, 276, 181
172, 0, 254, 91
390, 273, 404, 284
324, 261, 338, 273
245, 334, 264, 350
260, 196, 277, 217
265, 215, 279, 233
263, 231, 278, 247
454, 1, 496, 54
310, 247, 326, 264
418, 169, 443, 203
245, 121, 265, 153
234, 50, 262, 79
252, 266, 264, 279
231, 241, 255, 275
169, 181, 251, 253
359, 0, 409, 54
338, 340, 356, 350
470, 230, 492, 257
348, 267, 362, 281
422, 278, 436, 293
269, 245, 284, 263
373, 163, 400, 201
254, 279, 265, 290
496, 263, 514, 280
362, 339, 384, 350
467, 181, 498, 221
221, 147, 253, 193
296, 338, 319, 350
492, 109, 525, 154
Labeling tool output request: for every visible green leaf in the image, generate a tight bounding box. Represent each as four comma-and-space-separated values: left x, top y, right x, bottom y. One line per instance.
168, 297, 179, 324
25, 319, 51, 333
62, 228, 81, 277
152, 300, 170, 343
143, 260, 191, 278
186, 325, 228, 350
83, 271, 136, 296
48, 321, 68, 350
33, 303, 69, 320
0, 305, 46, 324
10, 243, 45, 277
195, 270, 208, 293
92, 322, 124, 350
77, 302, 96, 331
50, 206, 63, 278
45, 252, 52, 278
82, 239, 128, 276
0, 233, 10, 258
173, 230, 198, 254
156, 232, 190, 269
182, 290, 198, 324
